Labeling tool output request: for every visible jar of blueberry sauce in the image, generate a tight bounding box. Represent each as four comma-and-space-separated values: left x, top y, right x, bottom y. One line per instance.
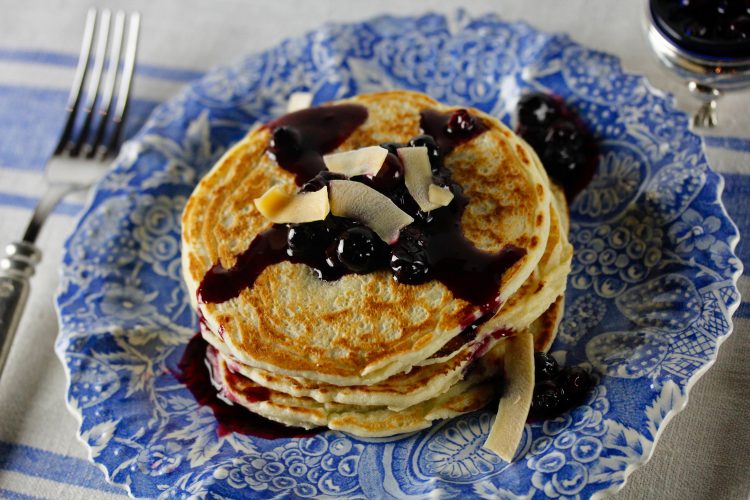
647, 0, 750, 126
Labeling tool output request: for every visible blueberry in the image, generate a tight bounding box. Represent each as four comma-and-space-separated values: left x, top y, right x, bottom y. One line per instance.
517, 93, 560, 130
376, 153, 404, 188
391, 185, 433, 224
380, 142, 407, 155
390, 228, 431, 284
531, 381, 562, 416
716, 0, 740, 17
353, 153, 404, 194
431, 171, 453, 188
300, 171, 346, 193
534, 352, 559, 381
683, 19, 710, 39
529, 363, 594, 418
334, 227, 384, 273
517, 125, 547, 152
270, 126, 302, 157
541, 142, 587, 186
446, 109, 476, 135
544, 121, 584, 151
409, 135, 443, 173
323, 215, 359, 242
559, 366, 592, 401
320, 242, 347, 278
287, 221, 330, 258
717, 18, 750, 40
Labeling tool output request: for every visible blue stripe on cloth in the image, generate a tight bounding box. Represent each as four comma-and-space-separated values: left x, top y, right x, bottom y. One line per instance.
737, 301, 750, 319
720, 172, 749, 318
0, 84, 158, 172
0, 191, 82, 215
0, 48, 204, 82
0, 488, 46, 500
0, 442, 123, 494
704, 135, 750, 153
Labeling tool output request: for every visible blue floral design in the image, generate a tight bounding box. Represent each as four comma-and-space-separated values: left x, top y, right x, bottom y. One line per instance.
669, 208, 721, 253
55, 11, 741, 499
570, 208, 664, 298
423, 414, 501, 478
571, 141, 647, 223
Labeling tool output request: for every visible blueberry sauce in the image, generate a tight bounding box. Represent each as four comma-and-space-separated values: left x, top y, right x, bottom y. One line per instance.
528, 351, 594, 419
413, 199, 525, 306
650, 0, 750, 58
175, 334, 315, 438
515, 92, 598, 200
419, 108, 489, 156
199, 106, 525, 311
266, 104, 368, 185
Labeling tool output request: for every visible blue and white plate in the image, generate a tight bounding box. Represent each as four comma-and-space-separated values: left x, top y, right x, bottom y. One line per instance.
55, 12, 742, 498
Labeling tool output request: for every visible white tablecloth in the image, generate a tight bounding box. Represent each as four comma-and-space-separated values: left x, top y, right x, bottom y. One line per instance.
0, 1, 748, 498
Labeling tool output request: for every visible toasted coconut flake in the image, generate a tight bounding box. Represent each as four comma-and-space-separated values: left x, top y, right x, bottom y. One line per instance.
483, 332, 534, 461
253, 185, 329, 223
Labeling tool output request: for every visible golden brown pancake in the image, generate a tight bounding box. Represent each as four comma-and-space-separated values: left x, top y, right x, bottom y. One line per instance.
209, 299, 564, 437
182, 91, 554, 386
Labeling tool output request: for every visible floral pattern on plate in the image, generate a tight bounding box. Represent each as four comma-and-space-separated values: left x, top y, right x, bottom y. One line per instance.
55, 11, 741, 499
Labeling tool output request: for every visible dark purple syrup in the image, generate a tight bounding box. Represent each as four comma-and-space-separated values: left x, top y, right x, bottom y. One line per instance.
266, 104, 368, 185
198, 225, 326, 304
175, 334, 314, 439
650, 0, 750, 58
515, 93, 598, 200
419, 108, 489, 155
417, 197, 524, 306
199, 106, 524, 310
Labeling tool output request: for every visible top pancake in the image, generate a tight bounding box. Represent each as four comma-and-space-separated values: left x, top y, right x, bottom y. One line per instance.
182, 90, 552, 386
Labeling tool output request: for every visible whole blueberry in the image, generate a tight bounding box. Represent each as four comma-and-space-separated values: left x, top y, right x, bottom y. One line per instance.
390, 228, 431, 284
368, 153, 405, 194
287, 221, 330, 258
518, 125, 547, 152
683, 19, 711, 39
517, 93, 560, 130
324, 215, 358, 237
534, 352, 559, 381
559, 366, 592, 401
380, 142, 407, 155
300, 171, 346, 193
531, 380, 562, 416
391, 185, 434, 224
542, 145, 587, 185
335, 227, 384, 273
446, 109, 476, 135
544, 121, 584, 151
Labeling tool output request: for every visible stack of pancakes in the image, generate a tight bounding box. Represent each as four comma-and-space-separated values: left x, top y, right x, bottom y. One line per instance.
181, 91, 572, 438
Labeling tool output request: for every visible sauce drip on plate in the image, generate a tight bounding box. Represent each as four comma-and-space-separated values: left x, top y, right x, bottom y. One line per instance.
175, 334, 315, 439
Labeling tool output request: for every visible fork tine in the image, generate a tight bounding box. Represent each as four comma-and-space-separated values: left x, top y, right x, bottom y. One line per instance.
70, 9, 111, 157
87, 11, 125, 158
53, 8, 97, 155
103, 12, 140, 158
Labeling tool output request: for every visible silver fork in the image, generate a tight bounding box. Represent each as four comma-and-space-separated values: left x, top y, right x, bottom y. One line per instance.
0, 8, 141, 379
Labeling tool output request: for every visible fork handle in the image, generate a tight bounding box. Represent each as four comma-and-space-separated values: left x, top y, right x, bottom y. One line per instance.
0, 242, 41, 380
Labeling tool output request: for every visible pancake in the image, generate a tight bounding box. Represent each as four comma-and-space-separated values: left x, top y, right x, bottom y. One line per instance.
417, 183, 571, 367
210, 299, 564, 438
468, 183, 573, 352
182, 91, 553, 386
203, 293, 563, 411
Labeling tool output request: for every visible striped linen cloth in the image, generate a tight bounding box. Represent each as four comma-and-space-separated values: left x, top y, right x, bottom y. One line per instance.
0, 2, 748, 499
